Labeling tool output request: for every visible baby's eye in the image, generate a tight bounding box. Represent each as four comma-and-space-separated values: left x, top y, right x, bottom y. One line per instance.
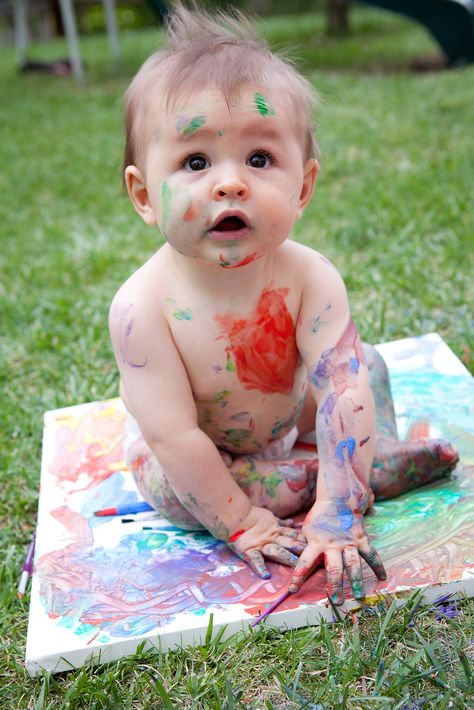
247, 151, 273, 169
183, 155, 209, 172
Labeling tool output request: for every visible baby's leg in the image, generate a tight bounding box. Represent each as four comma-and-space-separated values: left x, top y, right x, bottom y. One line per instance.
125, 415, 315, 528
363, 344, 459, 500
229, 428, 319, 519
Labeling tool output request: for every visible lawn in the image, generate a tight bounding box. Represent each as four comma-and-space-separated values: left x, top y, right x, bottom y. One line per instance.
1, 4, 473, 708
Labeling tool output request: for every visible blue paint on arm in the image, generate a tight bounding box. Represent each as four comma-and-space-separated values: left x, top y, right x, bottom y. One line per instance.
335, 436, 356, 464
346, 436, 356, 461
335, 440, 347, 464
349, 357, 359, 374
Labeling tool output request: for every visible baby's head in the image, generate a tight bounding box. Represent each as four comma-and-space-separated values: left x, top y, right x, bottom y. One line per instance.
124, 3, 319, 268
124, 3, 318, 172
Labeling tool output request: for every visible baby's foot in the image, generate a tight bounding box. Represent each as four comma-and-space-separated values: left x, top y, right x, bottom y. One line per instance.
370, 436, 459, 500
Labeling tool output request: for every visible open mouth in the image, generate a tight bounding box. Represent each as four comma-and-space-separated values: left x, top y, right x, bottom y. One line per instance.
212, 216, 248, 232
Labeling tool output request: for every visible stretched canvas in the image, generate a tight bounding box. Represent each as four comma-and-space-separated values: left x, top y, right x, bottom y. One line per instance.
25, 333, 474, 675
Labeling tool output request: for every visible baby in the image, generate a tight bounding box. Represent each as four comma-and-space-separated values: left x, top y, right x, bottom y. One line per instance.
110, 3, 458, 605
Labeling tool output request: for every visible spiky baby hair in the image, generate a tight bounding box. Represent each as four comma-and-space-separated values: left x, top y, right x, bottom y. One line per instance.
123, 2, 318, 172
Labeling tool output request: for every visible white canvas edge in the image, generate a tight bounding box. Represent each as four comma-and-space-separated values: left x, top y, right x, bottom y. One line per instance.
25, 577, 474, 676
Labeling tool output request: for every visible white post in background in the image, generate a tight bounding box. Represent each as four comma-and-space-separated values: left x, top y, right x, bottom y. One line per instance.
13, 0, 29, 67
57, 0, 84, 81
102, 0, 121, 66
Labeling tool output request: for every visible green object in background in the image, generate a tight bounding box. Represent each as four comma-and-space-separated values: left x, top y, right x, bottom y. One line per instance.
359, 0, 474, 65
145, 0, 169, 23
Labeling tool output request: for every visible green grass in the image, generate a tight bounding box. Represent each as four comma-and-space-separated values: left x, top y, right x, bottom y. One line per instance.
1, 6, 473, 707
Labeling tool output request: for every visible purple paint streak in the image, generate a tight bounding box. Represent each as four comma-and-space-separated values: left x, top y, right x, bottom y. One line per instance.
251, 588, 291, 626
112, 302, 148, 369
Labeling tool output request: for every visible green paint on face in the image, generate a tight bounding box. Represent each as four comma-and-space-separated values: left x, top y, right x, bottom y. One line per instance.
182, 115, 206, 135
254, 92, 276, 117
217, 130, 224, 137
161, 181, 171, 231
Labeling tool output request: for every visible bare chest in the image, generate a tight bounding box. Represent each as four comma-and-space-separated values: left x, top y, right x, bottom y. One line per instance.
165, 285, 307, 452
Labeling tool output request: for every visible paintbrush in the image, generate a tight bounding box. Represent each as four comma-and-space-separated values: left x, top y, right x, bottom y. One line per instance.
251, 588, 292, 627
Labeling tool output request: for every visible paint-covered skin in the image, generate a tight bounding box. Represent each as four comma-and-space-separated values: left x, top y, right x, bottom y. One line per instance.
112, 82, 457, 592
290, 297, 388, 601
109, 239, 350, 579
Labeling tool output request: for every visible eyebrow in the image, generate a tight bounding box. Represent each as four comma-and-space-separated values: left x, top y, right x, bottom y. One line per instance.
173, 120, 284, 144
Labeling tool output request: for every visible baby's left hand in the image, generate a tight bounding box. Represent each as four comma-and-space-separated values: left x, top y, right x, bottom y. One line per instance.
289, 499, 386, 604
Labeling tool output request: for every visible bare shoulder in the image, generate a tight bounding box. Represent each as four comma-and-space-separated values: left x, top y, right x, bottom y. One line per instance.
276, 241, 347, 303
109, 248, 172, 357
110, 249, 168, 322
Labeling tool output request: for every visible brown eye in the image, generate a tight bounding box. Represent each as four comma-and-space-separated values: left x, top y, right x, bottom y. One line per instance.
184, 155, 209, 171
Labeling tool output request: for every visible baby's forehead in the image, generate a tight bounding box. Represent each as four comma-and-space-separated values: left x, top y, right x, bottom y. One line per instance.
151, 85, 294, 134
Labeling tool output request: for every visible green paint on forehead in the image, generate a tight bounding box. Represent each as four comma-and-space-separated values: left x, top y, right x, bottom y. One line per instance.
254, 92, 276, 117
176, 114, 207, 135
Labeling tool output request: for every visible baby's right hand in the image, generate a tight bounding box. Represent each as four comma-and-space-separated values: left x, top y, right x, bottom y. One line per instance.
228, 506, 306, 579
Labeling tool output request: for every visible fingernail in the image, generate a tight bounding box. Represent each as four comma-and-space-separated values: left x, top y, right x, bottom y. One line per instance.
331, 592, 343, 606
353, 583, 365, 599
289, 584, 298, 593
262, 571, 271, 580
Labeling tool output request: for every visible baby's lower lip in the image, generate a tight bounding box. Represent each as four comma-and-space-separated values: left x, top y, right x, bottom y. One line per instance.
208, 227, 251, 241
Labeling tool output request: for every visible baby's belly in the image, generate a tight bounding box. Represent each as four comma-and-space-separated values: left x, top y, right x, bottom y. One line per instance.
196, 368, 308, 455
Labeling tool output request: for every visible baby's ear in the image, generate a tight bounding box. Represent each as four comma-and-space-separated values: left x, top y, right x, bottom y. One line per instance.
125, 166, 156, 225
296, 158, 318, 219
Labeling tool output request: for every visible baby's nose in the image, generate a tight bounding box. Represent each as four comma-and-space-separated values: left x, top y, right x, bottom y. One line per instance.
212, 175, 249, 201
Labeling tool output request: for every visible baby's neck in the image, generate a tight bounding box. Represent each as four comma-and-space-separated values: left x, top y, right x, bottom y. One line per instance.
168, 245, 277, 299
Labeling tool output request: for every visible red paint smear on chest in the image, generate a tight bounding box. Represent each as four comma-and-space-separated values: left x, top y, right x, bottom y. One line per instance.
215, 287, 298, 394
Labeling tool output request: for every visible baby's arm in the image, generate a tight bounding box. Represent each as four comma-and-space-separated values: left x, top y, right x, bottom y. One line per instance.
291, 256, 386, 603
109, 297, 300, 578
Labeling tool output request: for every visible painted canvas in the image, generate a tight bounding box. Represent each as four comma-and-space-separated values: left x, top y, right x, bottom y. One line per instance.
25, 333, 474, 676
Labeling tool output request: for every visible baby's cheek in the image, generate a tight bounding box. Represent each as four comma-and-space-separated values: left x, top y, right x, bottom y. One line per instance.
182, 198, 203, 223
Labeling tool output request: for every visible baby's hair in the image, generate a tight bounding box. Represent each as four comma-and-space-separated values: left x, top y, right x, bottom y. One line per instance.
123, 2, 318, 173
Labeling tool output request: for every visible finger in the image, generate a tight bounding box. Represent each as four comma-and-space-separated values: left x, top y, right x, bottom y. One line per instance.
242, 549, 271, 580
279, 527, 306, 543
325, 549, 344, 606
288, 546, 323, 593
261, 543, 299, 567
278, 526, 299, 539
359, 545, 387, 581
342, 546, 365, 600
276, 535, 306, 555
278, 518, 303, 529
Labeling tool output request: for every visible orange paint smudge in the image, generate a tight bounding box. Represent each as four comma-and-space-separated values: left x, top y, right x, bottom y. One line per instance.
183, 201, 201, 221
